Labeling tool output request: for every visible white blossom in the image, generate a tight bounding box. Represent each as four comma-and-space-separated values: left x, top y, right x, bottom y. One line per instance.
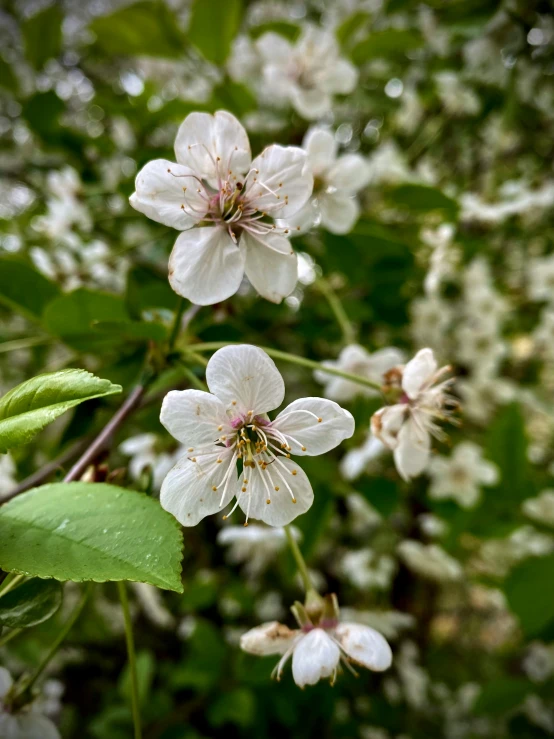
159, 345, 354, 527
398, 541, 463, 582
0, 667, 60, 739
33, 167, 91, 242
371, 349, 455, 481
434, 71, 480, 116
255, 26, 358, 120
281, 128, 371, 235
460, 182, 554, 224
130, 111, 313, 305
119, 433, 182, 490
240, 603, 392, 687
314, 344, 405, 402
217, 524, 300, 577
0, 453, 16, 495
528, 254, 554, 304
340, 434, 386, 481
428, 442, 499, 508
522, 490, 554, 528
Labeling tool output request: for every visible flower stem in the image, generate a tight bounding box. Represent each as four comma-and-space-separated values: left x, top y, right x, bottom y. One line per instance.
11, 582, 92, 708
0, 573, 24, 598
0, 627, 22, 649
168, 297, 186, 351
186, 343, 383, 392
285, 525, 315, 595
118, 581, 142, 739
315, 278, 356, 345
177, 360, 208, 391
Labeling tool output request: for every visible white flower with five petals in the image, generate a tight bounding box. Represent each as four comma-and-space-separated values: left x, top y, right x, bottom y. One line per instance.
130, 111, 313, 305
371, 348, 455, 481
240, 599, 392, 687
159, 345, 354, 527
256, 26, 358, 121
282, 128, 371, 234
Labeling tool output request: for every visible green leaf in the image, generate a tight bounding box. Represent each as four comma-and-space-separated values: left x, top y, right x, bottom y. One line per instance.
211, 80, 257, 116
125, 264, 177, 317
0, 483, 184, 592
22, 4, 63, 70
119, 650, 155, 706
0, 369, 122, 453
0, 257, 60, 323
351, 29, 423, 63
89, 1, 185, 58
474, 678, 531, 716
504, 553, 554, 637
188, 0, 243, 65
486, 403, 531, 505
92, 320, 168, 343
22, 91, 65, 139
336, 11, 372, 48
0, 578, 62, 628
208, 688, 255, 728
386, 184, 459, 217
249, 21, 300, 42
0, 57, 17, 93
43, 288, 130, 351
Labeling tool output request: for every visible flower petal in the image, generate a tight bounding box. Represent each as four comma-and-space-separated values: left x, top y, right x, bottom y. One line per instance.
242, 231, 298, 304
255, 32, 293, 63
238, 457, 314, 526
0, 666, 13, 699
335, 622, 392, 671
303, 128, 337, 174
174, 111, 251, 181
290, 86, 332, 120
394, 416, 430, 481
168, 226, 246, 305
247, 145, 313, 218
371, 404, 407, 449
327, 153, 372, 193
206, 344, 285, 414
14, 715, 61, 739
402, 348, 437, 399
160, 389, 229, 446
321, 58, 358, 94
160, 447, 236, 527
130, 159, 207, 229
240, 621, 298, 656
273, 397, 355, 456
291, 629, 340, 687
319, 193, 359, 234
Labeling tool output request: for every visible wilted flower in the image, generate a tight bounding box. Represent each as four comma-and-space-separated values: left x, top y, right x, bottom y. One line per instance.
159, 345, 354, 527
428, 442, 499, 508
255, 26, 357, 120
130, 110, 313, 304
282, 128, 371, 234
240, 595, 392, 687
0, 667, 60, 738
315, 344, 405, 402
371, 349, 455, 481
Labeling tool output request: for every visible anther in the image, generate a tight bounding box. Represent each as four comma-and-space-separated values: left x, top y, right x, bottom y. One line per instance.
274, 486, 280, 491
218, 425, 223, 431
188, 448, 194, 452
191, 457, 197, 462
232, 400, 237, 405
292, 470, 297, 476
292, 497, 297, 503
318, 418, 322, 423
266, 499, 271, 504
301, 446, 306, 452
242, 487, 247, 492
212, 486, 217, 491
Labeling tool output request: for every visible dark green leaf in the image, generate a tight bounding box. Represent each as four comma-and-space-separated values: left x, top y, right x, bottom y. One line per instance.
188, 0, 243, 65
351, 29, 423, 63
0, 483, 184, 592
0, 57, 17, 93
0, 578, 62, 628
249, 21, 300, 41
22, 91, 65, 139
504, 554, 554, 637
92, 320, 168, 343
89, 1, 185, 58
22, 4, 63, 70
474, 678, 531, 715
43, 288, 130, 351
386, 184, 459, 217
0, 368, 121, 453
0, 257, 60, 323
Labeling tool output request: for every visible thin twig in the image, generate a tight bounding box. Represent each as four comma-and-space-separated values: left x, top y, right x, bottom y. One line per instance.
63, 385, 146, 483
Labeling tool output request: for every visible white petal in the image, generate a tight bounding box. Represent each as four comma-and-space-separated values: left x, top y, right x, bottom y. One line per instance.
291, 629, 340, 687
273, 397, 355, 456
402, 348, 437, 399
130, 159, 207, 229
14, 715, 61, 739
371, 404, 407, 449
394, 417, 430, 481
160, 389, 229, 446
174, 111, 251, 181
168, 226, 246, 305
478, 459, 500, 486
206, 344, 285, 414
335, 622, 392, 671
327, 153, 372, 193
290, 85, 332, 120
276, 200, 318, 236
0, 666, 13, 699
238, 457, 314, 526
240, 621, 298, 656
319, 193, 359, 234
303, 128, 337, 174
160, 447, 236, 527
255, 32, 293, 63
242, 231, 298, 304
247, 145, 313, 218
320, 58, 358, 94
